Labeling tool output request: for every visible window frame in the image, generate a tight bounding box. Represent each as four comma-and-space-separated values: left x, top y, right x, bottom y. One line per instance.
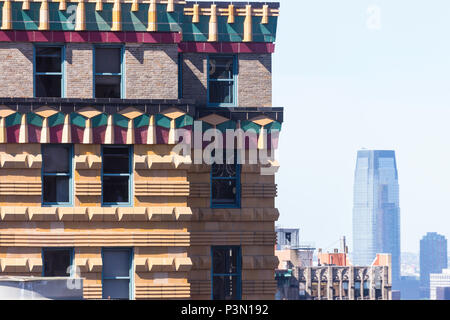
211, 246, 242, 300
101, 247, 134, 300
33, 44, 66, 98
178, 53, 183, 99
207, 54, 238, 107
93, 45, 125, 99
41, 144, 74, 207
101, 145, 133, 207
41, 247, 75, 277
210, 157, 241, 209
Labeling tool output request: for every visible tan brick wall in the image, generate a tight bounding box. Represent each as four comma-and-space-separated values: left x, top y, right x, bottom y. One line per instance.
181, 53, 272, 107
125, 44, 179, 99
66, 44, 93, 98
0, 43, 33, 97
182, 53, 208, 105
238, 53, 272, 107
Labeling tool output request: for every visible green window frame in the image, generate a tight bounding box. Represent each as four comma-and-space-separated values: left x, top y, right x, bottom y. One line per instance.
42, 144, 73, 206
94, 46, 124, 98
207, 55, 237, 107
211, 151, 241, 208
33, 45, 65, 98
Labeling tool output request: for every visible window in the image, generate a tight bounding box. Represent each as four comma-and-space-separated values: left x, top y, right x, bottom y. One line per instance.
211, 246, 241, 300
34, 46, 64, 97
94, 47, 123, 98
285, 232, 292, 245
42, 144, 72, 205
102, 145, 132, 206
42, 248, 73, 277
178, 53, 183, 99
208, 55, 237, 106
211, 151, 241, 208
102, 248, 133, 300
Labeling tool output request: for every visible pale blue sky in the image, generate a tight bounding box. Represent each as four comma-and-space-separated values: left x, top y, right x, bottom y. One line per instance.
274, 0, 450, 253
198, 0, 450, 253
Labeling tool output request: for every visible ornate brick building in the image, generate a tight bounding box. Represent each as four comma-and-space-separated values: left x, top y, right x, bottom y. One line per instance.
0, 0, 283, 299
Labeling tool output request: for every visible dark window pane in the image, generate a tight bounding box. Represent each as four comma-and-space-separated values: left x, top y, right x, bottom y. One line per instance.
212, 164, 236, 178
213, 247, 239, 274
95, 48, 121, 74
95, 75, 121, 98
103, 147, 129, 174
43, 145, 70, 173
36, 75, 61, 98
209, 57, 234, 80
103, 280, 130, 300
43, 176, 70, 203
213, 276, 239, 300
103, 250, 130, 278
209, 81, 233, 104
103, 176, 129, 203
36, 47, 62, 73
43, 249, 71, 277
212, 179, 237, 205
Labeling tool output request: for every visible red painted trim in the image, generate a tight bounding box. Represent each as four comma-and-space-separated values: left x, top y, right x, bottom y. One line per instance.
178, 42, 275, 54
0, 31, 182, 44
0, 31, 275, 53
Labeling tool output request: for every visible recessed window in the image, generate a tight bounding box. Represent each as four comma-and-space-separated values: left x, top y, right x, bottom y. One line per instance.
102, 248, 132, 300
102, 146, 132, 205
211, 151, 241, 208
208, 56, 236, 106
43, 248, 73, 277
42, 144, 72, 205
211, 246, 241, 300
95, 47, 122, 98
34, 46, 64, 97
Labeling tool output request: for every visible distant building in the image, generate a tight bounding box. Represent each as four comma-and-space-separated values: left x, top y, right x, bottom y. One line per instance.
420, 232, 448, 299
430, 269, 450, 300
352, 150, 401, 288
398, 276, 420, 300
298, 246, 392, 300
436, 287, 450, 300
275, 227, 315, 300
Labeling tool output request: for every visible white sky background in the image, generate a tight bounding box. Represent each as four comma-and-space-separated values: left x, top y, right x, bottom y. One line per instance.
197, 0, 450, 253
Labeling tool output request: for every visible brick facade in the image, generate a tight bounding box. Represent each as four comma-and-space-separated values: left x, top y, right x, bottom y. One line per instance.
0, 43, 33, 98
66, 44, 94, 98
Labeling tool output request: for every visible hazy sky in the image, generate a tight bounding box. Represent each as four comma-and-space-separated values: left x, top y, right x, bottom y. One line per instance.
273, 0, 450, 253
197, 0, 450, 253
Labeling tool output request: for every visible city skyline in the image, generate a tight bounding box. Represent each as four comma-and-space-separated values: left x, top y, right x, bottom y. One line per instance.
273, 0, 450, 253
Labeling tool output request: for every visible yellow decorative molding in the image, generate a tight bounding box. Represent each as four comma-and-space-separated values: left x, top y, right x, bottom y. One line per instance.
242, 255, 279, 270
75, 257, 102, 273
0, 181, 41, 196
74, 154, 102, 169
135, 257, 192, 272
23, 0, 30, 10
0, 232, 191, 247
208, 4, 217, 42
111, 0, 122, 31
135, 284, 190, 299
189, 183, 209, 198
75, 0, 86, 31
0, 153, 42, 168
0, 258, 42, 273
134, 154, 191, 170
131, 0, 138, 12
0, 206, 193, 222
190, 208, 279, 222
75, 181, 102, 196
243, 4, 252, 42
1, 0, 12, 30
135, 181, 190, 197
59, 0, 67, 11
241, 183, 277, 198
147, 0, 157, 31
38, 0, 49, 31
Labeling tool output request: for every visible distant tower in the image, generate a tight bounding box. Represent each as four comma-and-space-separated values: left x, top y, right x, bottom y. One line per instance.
352, 150, 401, 288
420, 232, 448, 299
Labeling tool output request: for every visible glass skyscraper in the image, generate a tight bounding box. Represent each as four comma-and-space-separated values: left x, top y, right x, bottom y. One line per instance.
420, 232, 448, 299
352, 150, 401, 287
